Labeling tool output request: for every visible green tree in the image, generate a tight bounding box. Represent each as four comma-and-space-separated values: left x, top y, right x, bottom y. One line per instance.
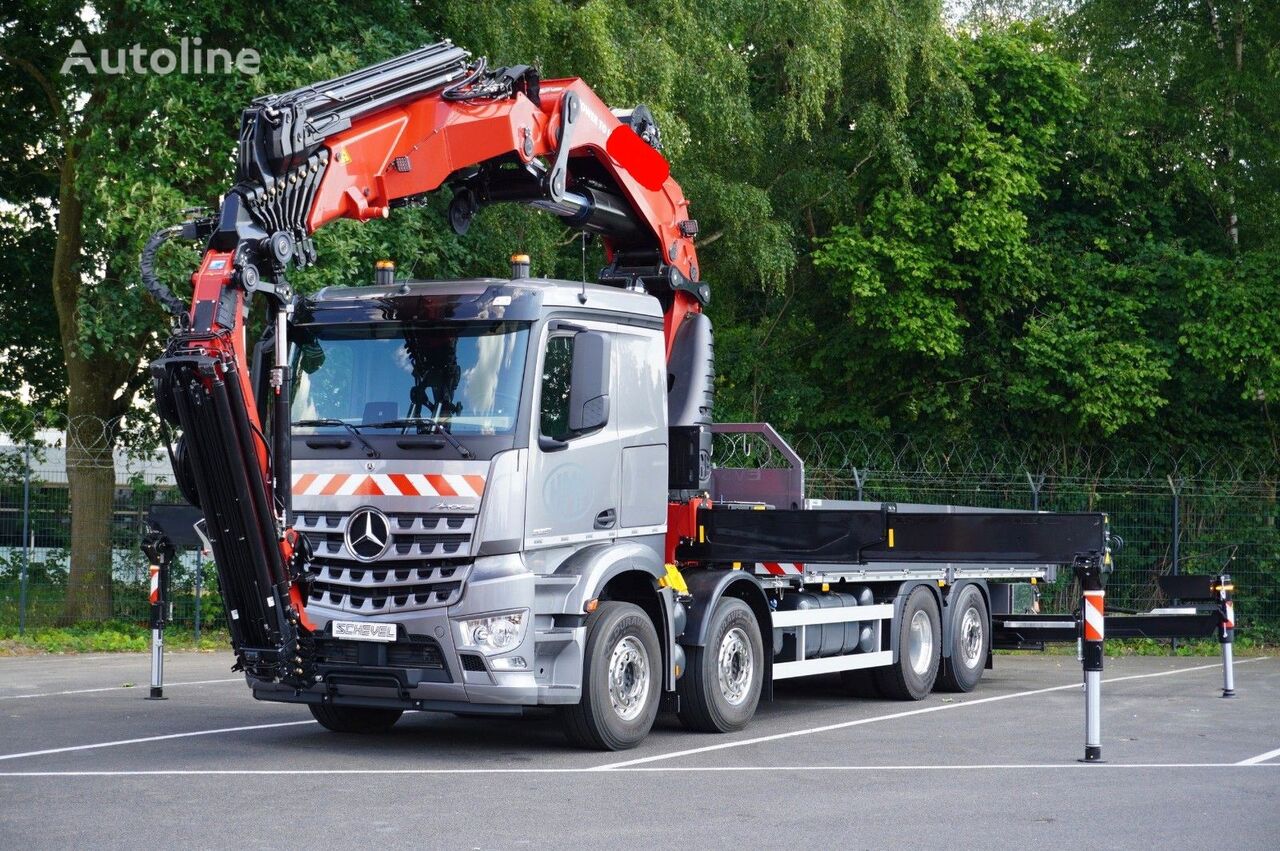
427, 1, 953, 425
1065, 0, 1280, 254
810, 17, 1278, 452
1060, 0, 1280, 452
0, 0, 435, 620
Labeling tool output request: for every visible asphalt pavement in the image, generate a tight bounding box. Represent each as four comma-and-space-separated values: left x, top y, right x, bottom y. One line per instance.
1, 649, 1276, 848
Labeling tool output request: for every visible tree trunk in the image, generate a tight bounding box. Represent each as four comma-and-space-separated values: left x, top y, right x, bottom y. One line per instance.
49, 145, 121, 623
1203, 0, 1242, 249
61, 400, 119, 623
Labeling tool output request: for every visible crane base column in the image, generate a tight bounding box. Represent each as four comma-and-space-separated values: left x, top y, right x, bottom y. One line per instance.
1077, 559, 1106, 764
1217, 575, 1236, 698
142, 531, 175, 701
147, 628, 167, 701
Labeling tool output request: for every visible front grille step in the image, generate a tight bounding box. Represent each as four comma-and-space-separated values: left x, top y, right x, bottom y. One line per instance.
313, 636, 445, 670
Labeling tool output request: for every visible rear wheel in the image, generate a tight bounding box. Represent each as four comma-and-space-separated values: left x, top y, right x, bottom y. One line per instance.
560, 601, 661, 751
308, 703, 403, 733
678, 597, 764, 733
937, 585, 989, 693
875, 586, 941, 700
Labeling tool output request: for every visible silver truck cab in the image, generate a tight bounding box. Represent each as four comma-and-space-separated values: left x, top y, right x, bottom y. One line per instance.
251, 275, 678, 714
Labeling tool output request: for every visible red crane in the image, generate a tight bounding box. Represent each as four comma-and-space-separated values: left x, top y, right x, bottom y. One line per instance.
144, 43, 705, 683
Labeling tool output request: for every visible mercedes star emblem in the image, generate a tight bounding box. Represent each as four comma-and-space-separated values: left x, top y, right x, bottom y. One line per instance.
345, 507, 392, 561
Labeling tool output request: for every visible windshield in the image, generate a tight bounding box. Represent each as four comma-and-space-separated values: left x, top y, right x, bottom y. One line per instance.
290, 321, 530, 435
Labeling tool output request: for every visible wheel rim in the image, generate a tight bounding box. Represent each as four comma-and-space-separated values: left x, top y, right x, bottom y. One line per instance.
607, 635, 650, 722
717, 626, 755, 706
908, 610, 934, 676
959, 606, 984, 669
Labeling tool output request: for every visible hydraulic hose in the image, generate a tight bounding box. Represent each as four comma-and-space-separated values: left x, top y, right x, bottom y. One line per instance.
140, 225, 190, 319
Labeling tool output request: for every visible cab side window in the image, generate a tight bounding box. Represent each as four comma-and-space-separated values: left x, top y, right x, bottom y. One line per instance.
540, 335, 574, 439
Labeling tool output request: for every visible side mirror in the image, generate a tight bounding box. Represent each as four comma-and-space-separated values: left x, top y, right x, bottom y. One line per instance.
568, 331, 611, 433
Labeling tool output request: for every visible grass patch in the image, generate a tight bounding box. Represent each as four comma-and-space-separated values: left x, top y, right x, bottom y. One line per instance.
0, 620, 230, 656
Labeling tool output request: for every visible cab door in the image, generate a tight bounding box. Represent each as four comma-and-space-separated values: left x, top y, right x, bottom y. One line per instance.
524, 324, 621, 548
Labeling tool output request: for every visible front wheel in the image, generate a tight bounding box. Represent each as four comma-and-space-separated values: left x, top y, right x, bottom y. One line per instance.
677, 597, 764, 733
560, 601, 662, 750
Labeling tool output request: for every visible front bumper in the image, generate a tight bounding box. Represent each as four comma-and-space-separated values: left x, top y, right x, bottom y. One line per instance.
250, 554, 585, 710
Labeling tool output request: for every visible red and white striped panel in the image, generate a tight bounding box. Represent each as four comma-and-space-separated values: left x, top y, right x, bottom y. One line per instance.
755, 562, 805, 576
292, 472, 486, 498
1083, 589, 1105, 642
149, 565, 160, 605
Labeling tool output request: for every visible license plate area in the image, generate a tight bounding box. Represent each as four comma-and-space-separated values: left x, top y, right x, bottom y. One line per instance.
331, 620, 397, 643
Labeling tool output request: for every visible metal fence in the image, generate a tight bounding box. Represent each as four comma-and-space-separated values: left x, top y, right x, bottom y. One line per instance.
2, 416, 1277, 637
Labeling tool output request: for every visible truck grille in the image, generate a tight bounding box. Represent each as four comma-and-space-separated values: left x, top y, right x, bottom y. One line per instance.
297, 511, 475, 560
307, 561, 471, 614
298, 511, 476, 614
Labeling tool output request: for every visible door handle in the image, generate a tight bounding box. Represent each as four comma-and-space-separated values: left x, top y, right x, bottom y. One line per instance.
594, 508, 617, 530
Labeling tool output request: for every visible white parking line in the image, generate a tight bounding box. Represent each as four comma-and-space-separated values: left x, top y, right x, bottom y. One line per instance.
0, 720, 317, 762
1, 763, 1278, 778
0, 657, 1266, 768
0, 678, 242, 700
1236, 745, 1280, 766
598, 658, 1270, 770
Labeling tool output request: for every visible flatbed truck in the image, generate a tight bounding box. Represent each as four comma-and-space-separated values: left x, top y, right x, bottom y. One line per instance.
141, 43, 1235, 751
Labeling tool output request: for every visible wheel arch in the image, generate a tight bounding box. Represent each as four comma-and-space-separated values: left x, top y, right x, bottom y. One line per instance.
551, 542, 677, 691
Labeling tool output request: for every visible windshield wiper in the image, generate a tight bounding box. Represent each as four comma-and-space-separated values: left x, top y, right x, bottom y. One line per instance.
361, 418, 475, 459
291, 419, 379, 458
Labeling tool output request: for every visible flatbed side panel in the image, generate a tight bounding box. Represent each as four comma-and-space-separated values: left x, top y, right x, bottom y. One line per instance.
677, 508, 886, 564
865, 511, 1106, 564
678, 507, 1106, 567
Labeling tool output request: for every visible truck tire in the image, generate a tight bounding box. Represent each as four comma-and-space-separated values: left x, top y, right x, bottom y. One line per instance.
308, 703, 403, 733
560, 601, 662, 751
937, 585, 989, 693
677, 597, 764, 733
875, 586, 941, 700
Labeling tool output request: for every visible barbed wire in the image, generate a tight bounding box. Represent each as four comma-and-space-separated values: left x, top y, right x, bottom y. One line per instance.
715, 430, 1279, 494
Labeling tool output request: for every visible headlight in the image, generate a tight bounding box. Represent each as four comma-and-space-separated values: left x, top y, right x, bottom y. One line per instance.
454, 610, 528, 655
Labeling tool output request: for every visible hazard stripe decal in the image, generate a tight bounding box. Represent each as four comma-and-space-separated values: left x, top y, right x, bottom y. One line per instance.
1083, 590, 1105, 642
292, 472, 485, 498
755, 562, 805, 576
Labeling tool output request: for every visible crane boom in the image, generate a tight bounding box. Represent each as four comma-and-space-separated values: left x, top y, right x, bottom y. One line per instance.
145, 42, 705, 683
